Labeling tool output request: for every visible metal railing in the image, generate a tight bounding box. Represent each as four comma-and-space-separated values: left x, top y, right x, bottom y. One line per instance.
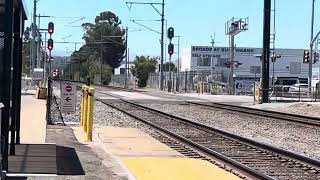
270, 86, 320, 102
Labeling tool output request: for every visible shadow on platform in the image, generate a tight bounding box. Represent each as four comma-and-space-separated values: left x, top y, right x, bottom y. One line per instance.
8, 144, 84, 175
6, 177, 27, 180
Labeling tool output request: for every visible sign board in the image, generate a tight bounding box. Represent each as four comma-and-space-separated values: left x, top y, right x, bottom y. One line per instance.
289, 62, 301, 74
235, 80, 254, 94
60, 82, 76, 114
33, 68, 44, 80
250, 66, 261, 74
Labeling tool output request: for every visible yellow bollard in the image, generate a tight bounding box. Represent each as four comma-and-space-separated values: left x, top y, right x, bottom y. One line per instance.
80, 85, 86, 127
86, 87, 95, 142
83, 86, 89, 132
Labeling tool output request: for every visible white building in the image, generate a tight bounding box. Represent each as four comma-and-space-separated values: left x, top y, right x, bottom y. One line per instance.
190, 46, 320, 93
114, 61, 135, 75
190, 46, 316, 83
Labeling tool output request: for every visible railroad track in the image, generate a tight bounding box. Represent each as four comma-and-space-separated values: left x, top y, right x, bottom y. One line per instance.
188, 101, 320, 127
55, 80, 320, 179
97, 95, 320, 180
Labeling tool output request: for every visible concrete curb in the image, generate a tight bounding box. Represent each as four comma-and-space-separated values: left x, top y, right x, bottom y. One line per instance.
92, 129, 136, 180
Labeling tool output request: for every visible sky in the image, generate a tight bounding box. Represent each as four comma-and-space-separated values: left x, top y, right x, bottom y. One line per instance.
24, 0, 319, 69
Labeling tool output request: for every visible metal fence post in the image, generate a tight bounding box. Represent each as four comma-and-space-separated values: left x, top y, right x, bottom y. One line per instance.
185, 72, 187, 93
299, 86, 301, 102
275, 86, 277, 102
313, 87, 316, 102
316, 87, 318, 102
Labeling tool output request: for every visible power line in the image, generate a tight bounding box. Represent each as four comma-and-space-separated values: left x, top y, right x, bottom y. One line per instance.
125, 0, 165, 90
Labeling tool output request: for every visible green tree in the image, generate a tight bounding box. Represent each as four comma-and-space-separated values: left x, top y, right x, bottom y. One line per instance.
131, 56, 158, 87
73, 11, 126, 73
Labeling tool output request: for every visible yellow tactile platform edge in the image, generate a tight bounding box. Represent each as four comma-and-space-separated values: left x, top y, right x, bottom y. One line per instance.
123, 157, 240, 180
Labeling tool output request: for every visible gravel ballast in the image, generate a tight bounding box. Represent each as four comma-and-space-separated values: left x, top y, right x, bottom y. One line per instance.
52, 82, 320, 161
140, 103, 320, 160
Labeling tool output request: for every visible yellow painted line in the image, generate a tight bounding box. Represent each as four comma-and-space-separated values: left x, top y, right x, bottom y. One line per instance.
123, 158, 240, 180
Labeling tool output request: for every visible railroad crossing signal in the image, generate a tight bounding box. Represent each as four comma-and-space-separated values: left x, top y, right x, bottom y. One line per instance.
168, 27, 174, 39
168, 43, 174, 57
48, 38, 53, 51
303, 50, 310, 64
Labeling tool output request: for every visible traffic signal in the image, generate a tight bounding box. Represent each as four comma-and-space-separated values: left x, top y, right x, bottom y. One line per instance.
314, 51, 319, 63
168, 27, 174, 39
48, 38, 53, 51
168, 43, 174, 56
303, 50, 310, 64
48, 22, 54, 35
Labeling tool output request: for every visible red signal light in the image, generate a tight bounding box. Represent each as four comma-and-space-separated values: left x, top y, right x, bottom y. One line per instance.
48, 39, 53, 51
168, 43, 174, 56
48, 22, 54, 35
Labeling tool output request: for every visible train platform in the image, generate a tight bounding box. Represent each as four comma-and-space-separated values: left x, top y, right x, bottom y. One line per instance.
6, 94, 118, 179
19, 94, 47, 144
10, 92, 240, 179
72, 127, 240, 180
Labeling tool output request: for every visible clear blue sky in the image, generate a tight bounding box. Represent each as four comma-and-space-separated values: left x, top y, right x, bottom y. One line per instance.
24, 0, 319, 59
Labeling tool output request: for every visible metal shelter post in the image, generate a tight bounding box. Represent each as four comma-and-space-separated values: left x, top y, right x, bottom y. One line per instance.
262, 0, 271, 103
10, 5, 23, 156
2, 0, 14, 170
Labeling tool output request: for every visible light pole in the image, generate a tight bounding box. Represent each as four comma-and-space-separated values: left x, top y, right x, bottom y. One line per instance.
177, 36, 180, 91
160, 0, 165, 90
125, 27, 128, 88
262, 0, 271, 103
210, 36, 215, 83
309, 0, 315, 94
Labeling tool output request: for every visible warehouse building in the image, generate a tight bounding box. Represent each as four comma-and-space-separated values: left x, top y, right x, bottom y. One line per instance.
190, 46, 318, 93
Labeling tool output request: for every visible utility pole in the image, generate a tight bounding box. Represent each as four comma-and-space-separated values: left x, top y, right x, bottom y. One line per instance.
127, 48, 130, 83
177, 36, 180, 91
230, 35, 235, 94
43, 33, 47, 79
309, 0, 315, 94
165, 20, 168, 73
31, 0, 37, 76
37, 13, 41, 68
126, 1, 165, 90
262, 0, 271, 103
160, 0, 165, 90
125, 27, 128, 88
100, 30, 103, 84
211, 36, 215, 83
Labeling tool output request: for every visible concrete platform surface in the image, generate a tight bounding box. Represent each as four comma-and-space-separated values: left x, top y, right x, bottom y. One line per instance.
44, 125, 121, 179
89, 127, 239, 180
124, 157, 240, 180
94, 127, 183, 158
20, 95, 47, 144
